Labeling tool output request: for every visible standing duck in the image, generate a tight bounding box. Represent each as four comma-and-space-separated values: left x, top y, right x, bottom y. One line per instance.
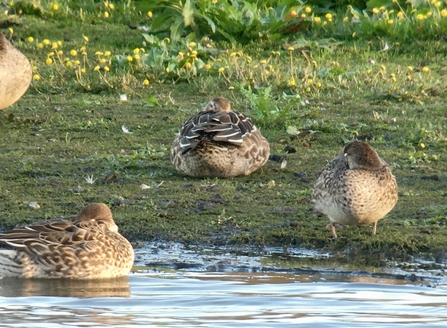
171, 97, 270, 178
0, 203, 134, 279
312, 141, 398, 238
0, 31, 32, 110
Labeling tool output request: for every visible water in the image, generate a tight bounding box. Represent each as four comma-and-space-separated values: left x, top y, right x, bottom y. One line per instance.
0, 242, 446, 327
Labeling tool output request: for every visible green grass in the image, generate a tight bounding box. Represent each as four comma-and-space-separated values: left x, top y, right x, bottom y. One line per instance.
1, 0, 447, 265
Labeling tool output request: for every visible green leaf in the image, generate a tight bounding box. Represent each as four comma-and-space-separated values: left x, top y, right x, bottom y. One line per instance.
183, 0, 194, 27
170, 18, 185, 42
366, 0, 394, 9
145, 96, 160, 107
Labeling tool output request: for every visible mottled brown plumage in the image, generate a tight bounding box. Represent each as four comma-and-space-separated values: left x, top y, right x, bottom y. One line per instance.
312, 141, 398, 238
171, 97, 270, 178
0, 31, 32, 110
0, 203, 134, 279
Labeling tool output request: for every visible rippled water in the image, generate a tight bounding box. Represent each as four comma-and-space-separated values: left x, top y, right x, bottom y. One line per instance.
1, 242, 447, 327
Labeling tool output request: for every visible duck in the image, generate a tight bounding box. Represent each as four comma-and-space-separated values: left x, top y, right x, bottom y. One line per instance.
0, 31, 32, 110
312, 140, 398, 238
171, 97, 270, 178
0, 203, 134, 279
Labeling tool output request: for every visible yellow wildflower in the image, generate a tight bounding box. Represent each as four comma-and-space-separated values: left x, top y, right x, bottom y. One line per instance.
46, 58, 53, 65
52, 4, 59, 11
104, 66, 110, 72
143, 79, 150, 85
189, 41, 197, 47
43, 39, 50, 45
70, 49, 77, 56
33, 74, 40, 81
325, 13, 332, 21
94, 65, 100, 71
372, 8, 379, 14
218, 67, 225, 73
305, 7, 311, 13
205, 64, 211, 70
104, 11, 110, 18
27, 36, 34, 42
147, 11, 153, 18
104, 51, 112, 56
441, 9, 447, 17
127, 56, 133, 62
422, 66, 430, 73
314, 17, 321, 23
397, 12, 404, 20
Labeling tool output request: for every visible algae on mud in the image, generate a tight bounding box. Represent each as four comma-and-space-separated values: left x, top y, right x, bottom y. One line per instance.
0, 11, 447, 264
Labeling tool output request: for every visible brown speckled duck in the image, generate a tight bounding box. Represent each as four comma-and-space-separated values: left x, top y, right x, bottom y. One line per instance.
0, 31, 32, 110
312, 141, 398, 238
171, 97, 270, 178
0, 203, 134, 279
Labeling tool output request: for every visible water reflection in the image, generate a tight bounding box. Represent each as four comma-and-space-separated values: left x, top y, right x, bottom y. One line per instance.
0, 276, 130, 297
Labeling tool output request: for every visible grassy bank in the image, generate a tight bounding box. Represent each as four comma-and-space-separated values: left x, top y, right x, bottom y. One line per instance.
1, 0, 446, 264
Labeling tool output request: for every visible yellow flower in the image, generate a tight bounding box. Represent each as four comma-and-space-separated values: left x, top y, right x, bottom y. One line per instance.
305, 7, 312, 13
143, 79, 150, 85
228, 86, 234, 90
416, 14, 425, 20
43, 39, 50, 45
104, 51, 112, 56
230, 52, 237, 57
422, 66, 430, 73
104, 11, 110, 18
189, 41, 197, 47
441, 9, 447, 17
100, 58, 106, 64
83, 35, 89, 42
8, 28, 13, 34
46, 58, 53, 65
420, 143, 425, 148
372, 8, 379, 14
397, 12, 404, 20
70, 49, 77, 56
289, 10, 297, 17
315, 82, 322, 88
27, 36, 34, 42
134, 54, 140, 60
147, 11, 153, 18
322, 21, 327, 26
387, 19, 393, 24
51, 42, 58, 49
307, 78, 313, 84
301, 14, 306, 18
80, 68, 86, 73
80, 46, 86, 52
185, 62, 192, 69
66, 61, 72, 68
74, 60, 81, 65
218, 67, 225, 73
212, 0, 217, 4
52, 4, 59, 11
435, 1, 441, 8
95, 51, 104, 56
57, 40, 62, 46
314, 17, 321, 23
407, 66, 413, 71
133, 48, 140, 54
33, 74, 40, 81
325, 13, 332, 21
127, 56, 133, 62
109, 3, 115, 9
260, 59, 267, 65
104, 66, 110, 72
343, 17, 348, 22
289, 78, 296, 86
288, 46, 294, 51
205, 64, 211, 70
37, 43, 43, 49
94, 65, 100, 71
